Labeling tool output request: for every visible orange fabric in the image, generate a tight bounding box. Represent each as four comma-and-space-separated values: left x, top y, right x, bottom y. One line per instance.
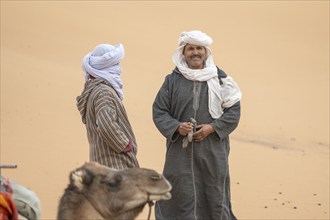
0, 192, 18, 220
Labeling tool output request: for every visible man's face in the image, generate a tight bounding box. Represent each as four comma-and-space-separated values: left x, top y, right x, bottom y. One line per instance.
183, 44, 207, 69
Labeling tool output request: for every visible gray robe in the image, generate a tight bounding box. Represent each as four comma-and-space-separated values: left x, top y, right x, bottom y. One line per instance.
152, 67, 240, 220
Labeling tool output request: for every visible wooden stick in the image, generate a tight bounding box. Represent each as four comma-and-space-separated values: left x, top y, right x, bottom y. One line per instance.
0, 164, 17, 169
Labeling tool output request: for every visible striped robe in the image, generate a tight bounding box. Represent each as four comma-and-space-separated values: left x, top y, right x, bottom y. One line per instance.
76, 78, 139, 169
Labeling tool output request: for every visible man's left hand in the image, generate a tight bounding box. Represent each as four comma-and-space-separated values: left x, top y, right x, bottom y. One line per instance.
193, 124, 215, 141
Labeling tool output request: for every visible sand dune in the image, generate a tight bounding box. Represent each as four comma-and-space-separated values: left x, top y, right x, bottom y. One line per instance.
1, 1, 328, 219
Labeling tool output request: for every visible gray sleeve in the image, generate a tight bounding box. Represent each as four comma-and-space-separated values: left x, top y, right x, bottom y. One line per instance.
152, 75, 181, 140
210, 101, 241, 139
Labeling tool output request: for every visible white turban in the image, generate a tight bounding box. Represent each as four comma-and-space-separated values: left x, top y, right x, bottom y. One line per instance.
178, 30, 213, 47
172, 30, 241, 119
82, 44, 125, 100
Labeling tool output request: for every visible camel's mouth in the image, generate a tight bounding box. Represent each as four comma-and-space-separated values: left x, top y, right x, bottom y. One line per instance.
148, 191, 172, 201
123, 191, 172, 213
147, 177, 172, 201
146, 178, 172, 201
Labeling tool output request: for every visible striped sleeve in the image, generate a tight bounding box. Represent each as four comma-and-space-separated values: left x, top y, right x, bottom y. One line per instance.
94, 91, 129, 153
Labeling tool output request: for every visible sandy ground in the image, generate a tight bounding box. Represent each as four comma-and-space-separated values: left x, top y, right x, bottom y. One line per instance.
1, 1, 329, 219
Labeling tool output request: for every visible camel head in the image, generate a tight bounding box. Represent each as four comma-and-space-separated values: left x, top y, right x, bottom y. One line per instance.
57, 161, 171, 220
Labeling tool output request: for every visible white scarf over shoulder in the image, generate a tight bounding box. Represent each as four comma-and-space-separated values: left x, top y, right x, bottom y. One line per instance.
82, 44, 125, 100
172, 30, 242, 119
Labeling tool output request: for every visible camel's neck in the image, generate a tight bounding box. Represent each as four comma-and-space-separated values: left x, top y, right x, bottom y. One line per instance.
58, 191, 106, 219
114, 203, 145, 220
81, 198, 144, 220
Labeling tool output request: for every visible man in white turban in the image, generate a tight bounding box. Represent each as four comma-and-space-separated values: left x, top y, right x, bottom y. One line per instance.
77, 43, 139, 169
153, 30, 241, 219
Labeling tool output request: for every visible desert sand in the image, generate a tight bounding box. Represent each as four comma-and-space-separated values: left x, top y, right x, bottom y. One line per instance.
1, 1, 329, 219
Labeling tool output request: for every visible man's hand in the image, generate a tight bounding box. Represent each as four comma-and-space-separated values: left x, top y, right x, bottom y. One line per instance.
193, 124, 215, 141
122, 141, 132, 153
177, 122, 193, 136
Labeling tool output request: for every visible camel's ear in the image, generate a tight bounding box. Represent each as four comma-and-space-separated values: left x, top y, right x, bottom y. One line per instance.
70, 168, 94, 190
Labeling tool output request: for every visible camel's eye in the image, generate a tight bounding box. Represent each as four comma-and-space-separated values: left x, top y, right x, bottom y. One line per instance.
102, 174, 122, 190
